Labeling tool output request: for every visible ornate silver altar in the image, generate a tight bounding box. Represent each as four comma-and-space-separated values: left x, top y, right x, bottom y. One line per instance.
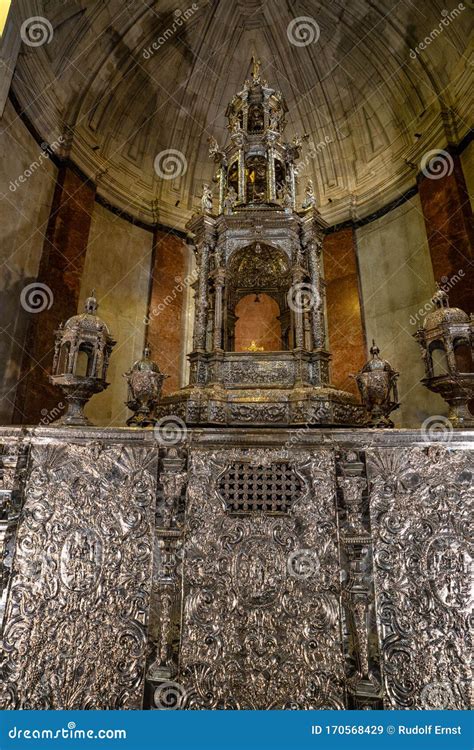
0, 425, 471, 710
157, 60, 369, 427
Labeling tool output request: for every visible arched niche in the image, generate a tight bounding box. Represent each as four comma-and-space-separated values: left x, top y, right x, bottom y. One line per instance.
76, 342, 94, 377
248, 102, 264, 132
429, 341, 449, 376
245, 155, 266, 202
275, 159, 286, 196
228, 159, 238, 195
58, 342, 70, 373
453, 338, 472, 373
234, 293, 282, 351
225, 242, 291, 351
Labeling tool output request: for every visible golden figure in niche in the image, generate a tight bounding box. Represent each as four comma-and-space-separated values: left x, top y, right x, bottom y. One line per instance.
245, 156, 266, 202
245, 341, 265, 352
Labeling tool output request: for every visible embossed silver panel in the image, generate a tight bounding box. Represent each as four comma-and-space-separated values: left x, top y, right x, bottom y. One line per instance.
0, 440, 158, 709
179, 447, 346, 709
367, 446, 472, 710
0, 428, 472, 711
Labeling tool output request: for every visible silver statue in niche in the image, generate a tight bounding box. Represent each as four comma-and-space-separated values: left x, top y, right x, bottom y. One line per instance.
200, 184, 213, 215
414, 287, 474, 427
353, 341, 399, 427
301, 180, 316, 210
123, 346, 168, 427
156, 60, 370, 427
50, 292, 116, 426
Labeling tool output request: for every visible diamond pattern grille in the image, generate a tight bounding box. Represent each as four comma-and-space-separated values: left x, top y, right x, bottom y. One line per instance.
217, 462, 303, 513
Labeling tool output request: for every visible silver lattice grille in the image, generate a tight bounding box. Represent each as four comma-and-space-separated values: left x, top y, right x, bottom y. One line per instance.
217, 462, 303, 513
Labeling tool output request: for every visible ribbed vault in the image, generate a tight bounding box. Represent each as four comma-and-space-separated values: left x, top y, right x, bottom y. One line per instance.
12, 0, 473, 228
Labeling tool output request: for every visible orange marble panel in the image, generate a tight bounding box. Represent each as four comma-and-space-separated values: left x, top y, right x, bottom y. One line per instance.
13, 165, 96, 424
234, 293, 282, 351
418, 150, 473, 313
323, 228, 366, 395
147, 229, 187, 394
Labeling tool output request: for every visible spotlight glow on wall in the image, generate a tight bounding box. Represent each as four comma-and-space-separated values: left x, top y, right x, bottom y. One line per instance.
0, 0, 12, 36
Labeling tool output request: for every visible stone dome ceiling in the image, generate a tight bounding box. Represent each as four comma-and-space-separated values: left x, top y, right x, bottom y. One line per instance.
12, 0, 472, 229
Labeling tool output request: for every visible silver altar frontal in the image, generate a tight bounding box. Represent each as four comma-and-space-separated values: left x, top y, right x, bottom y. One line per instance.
157, 60, 368, 427
0, 425, 472, 710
